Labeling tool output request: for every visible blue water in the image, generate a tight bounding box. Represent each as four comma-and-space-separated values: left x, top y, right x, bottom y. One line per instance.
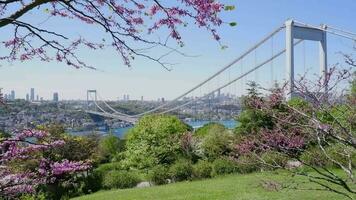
112, 120, 237, 138
71, 120, 237, 139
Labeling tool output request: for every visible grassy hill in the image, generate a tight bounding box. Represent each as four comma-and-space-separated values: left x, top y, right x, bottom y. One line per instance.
72, 171, 349, 200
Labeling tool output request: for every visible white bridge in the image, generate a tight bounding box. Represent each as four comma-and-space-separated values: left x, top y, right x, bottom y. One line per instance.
85, 20, 356, 124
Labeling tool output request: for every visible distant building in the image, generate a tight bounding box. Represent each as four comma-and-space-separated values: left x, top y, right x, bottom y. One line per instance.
36, 95, 39, 101
10, 90, 15, 100
53, 92, 59, 102
141, 96, 144, 101
26, 93, 29, 101
30, 88, 35, 101
161, 97, 165, 103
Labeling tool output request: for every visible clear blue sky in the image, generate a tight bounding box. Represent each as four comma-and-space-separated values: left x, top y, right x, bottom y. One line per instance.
1, 0, 355, 100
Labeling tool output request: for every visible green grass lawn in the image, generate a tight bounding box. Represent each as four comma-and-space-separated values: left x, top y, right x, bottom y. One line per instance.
72, 171, 351, 200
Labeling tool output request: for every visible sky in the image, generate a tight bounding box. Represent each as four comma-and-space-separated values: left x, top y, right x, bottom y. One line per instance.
1, 0, 356, 100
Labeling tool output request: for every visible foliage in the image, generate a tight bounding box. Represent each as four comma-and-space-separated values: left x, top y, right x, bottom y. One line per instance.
195, 123, 226, 138
235, 82, 274, 135
40, 124, 100, 163
212, 158, 238, 176
0, 0, 229, 69
149, 165, 170, 185
300, 147, 332, 167
98, 134, 125, 163
124, 115, 191, 169
169, 159, 193, 182
102, 170, 140, 189
0, 129, 91, 198
259, 151, 289, 170
180, 132, 203, 162
193, 160, 213, 179
234, 109, 274, 135
233, 155, 259, 174
235, 65, 356, 198
94, 162, 124, 176
19, 192, 46, 200
201, 128, 233, 161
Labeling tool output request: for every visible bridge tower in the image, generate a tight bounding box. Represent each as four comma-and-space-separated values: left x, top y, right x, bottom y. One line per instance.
86, 90, 97, 111
285, 20, 327, 99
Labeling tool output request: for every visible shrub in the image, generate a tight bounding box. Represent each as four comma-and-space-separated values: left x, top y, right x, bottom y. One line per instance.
102, 170, 140, 189
212, 158, 238, 175
259, 151, 289, 171
193, 160, 213, 179
169, 159, 193, 182
195, 123, 226, 138
81, 172, 103, 194
94, 162, 123, 177
300, 147, 332, 167
235, 155, 259, 174
326, 143, 356, 167
201, 129, 233, 161
124, 115, 191, 169
149, 165, 170, 185
99, 134, 125, 163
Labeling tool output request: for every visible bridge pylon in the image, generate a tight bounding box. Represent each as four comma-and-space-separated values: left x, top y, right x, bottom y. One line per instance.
285, 20, 328, 99
86, 90, 97, 111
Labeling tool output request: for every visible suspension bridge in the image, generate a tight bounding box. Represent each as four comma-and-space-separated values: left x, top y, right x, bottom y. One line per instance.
85, 20, 356, 124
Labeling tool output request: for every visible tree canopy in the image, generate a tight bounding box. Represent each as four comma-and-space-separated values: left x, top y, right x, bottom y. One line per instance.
0, 0, 233, 69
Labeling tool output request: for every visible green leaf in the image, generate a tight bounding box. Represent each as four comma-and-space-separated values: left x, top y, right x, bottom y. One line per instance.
221, 45, 228, 50
224, 5, 235, 11
229, 22, 237, 27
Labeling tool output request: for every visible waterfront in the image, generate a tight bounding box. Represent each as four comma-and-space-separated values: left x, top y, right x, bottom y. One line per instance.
71, 120, 237, 138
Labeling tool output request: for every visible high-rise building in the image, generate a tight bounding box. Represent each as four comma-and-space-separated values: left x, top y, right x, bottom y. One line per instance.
36, 95, 39, 101
26, 93, 29, 101
53, 92, 59, 102
141, 96, 144, 101
10, 90, 15, 100
30, 88, 35, 101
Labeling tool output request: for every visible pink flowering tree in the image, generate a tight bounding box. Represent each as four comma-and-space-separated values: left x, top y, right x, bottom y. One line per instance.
0, 129, 91, 198
233, 55, 355, 198
0, 0, 233, 70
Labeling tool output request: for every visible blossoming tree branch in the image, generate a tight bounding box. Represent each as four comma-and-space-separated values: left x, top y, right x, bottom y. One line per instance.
0, 0, 234, 70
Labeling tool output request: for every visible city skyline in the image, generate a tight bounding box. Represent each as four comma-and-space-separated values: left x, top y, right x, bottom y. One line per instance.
1, 0, 355, 100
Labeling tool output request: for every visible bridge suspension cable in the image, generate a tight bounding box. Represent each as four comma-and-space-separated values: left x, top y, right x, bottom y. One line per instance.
127, 25, 286, 117
89, 20, 356, 122
158, 39, 304, 115
96, 92, 132, 117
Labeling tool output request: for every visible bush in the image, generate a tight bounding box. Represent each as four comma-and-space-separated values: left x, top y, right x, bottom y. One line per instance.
325, 143, 356, 168
195, 123, 226, 138
149, 165, 170, 185
98, 134, 125, 163
300, 147, 332, 167
212, 158, 238, 175
94, 162, 123, 177
235, 155, 259, 174
102, 170, 140, 189
81, 172, 103, 194
124, 115, 191, 169
193, 160, 213, 179
259, 151, 289, 171
169, 159, 193, 182
201, 129, 232, 161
